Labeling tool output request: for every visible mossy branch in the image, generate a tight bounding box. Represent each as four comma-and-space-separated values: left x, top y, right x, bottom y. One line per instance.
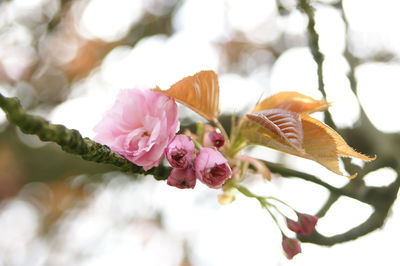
0, 93, 170, 180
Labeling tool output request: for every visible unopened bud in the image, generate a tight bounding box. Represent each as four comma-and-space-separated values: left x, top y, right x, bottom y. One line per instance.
167, 166, 196, 189
286, 218, 303, 234
204, 130, 225, 148
297, 213, 318, 235
282, 236, 301, 260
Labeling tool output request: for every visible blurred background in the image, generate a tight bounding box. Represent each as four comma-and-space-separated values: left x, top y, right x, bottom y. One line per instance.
0, 0, 400, 265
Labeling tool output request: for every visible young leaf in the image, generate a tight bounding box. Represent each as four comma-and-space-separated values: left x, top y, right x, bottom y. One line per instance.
240, 114, 375, 177
253, 91, 330, 114
239, 119, 303, 158
246, 109, 304, 152
153, 71, 220, 122
301, 115, 375, 176
238, 90, 375, 177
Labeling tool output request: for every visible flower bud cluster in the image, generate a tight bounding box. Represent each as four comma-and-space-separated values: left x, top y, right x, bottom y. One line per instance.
165, 134, 231, 189
281, 213, 318, 259
286, 213, 318, 236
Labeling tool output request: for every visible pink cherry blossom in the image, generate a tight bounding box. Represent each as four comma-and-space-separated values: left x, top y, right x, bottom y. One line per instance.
165, 134, 195, 169
94, 89, 179, 171
282, 236, 301, 260
167, 166, 196, 189
194, 148, 232, 189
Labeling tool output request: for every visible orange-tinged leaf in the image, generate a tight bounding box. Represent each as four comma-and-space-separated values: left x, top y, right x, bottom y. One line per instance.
153, 71, 219, 121
246, 109, 304, 152
300, 115, 342, 176
253, 91, 330, 114
301, 115, 375, 176
240, 114, 375, 177
239, 118, 303, 157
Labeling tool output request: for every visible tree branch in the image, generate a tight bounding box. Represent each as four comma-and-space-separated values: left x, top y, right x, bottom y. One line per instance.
265, 160, 400, 246
298, 204, 391, 245
298, 0, 336, 129
265, 161, 368, 205
0, 93, 170, 180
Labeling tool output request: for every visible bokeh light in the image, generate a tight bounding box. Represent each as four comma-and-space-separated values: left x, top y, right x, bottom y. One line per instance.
0, 0, 399, 265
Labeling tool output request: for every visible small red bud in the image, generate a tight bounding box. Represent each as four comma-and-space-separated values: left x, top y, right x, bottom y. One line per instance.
297, 213, 318, 235
204, 130, 225, 148
286, 218, 303, 234
282, 236, 301, 260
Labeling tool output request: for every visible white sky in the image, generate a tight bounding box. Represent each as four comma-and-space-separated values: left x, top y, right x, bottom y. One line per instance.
1, 0, 400, 265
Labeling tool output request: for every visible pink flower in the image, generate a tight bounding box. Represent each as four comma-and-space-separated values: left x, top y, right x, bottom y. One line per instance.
282, 236, 302, 260
194, 148, 232, 189
297, 213, 318, 235
167, 166, 196, 189
165, 134, 195, 169
204, 130, 225, 148
94, 89, 179, 171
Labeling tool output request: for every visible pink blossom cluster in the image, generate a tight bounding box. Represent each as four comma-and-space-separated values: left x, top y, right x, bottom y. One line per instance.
94, 89, 231, 189
165, 135, 232, 189
92, 86, 318, 260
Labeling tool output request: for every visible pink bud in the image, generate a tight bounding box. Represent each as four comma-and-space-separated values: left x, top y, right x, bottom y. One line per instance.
194, 148, 232, 189
167, 166, 196, 189
298, 213, 318, 235
286, 218, 303, 234
204, 130, 225, 148
282, 236, 301, 260
165, 135, 195, 169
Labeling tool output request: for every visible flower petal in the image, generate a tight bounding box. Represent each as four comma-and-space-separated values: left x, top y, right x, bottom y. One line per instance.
94, 89, 179, 171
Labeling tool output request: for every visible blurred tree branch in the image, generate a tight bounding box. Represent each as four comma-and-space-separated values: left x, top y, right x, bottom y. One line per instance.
298, 0, 335, 129
294, 0, 400, 246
